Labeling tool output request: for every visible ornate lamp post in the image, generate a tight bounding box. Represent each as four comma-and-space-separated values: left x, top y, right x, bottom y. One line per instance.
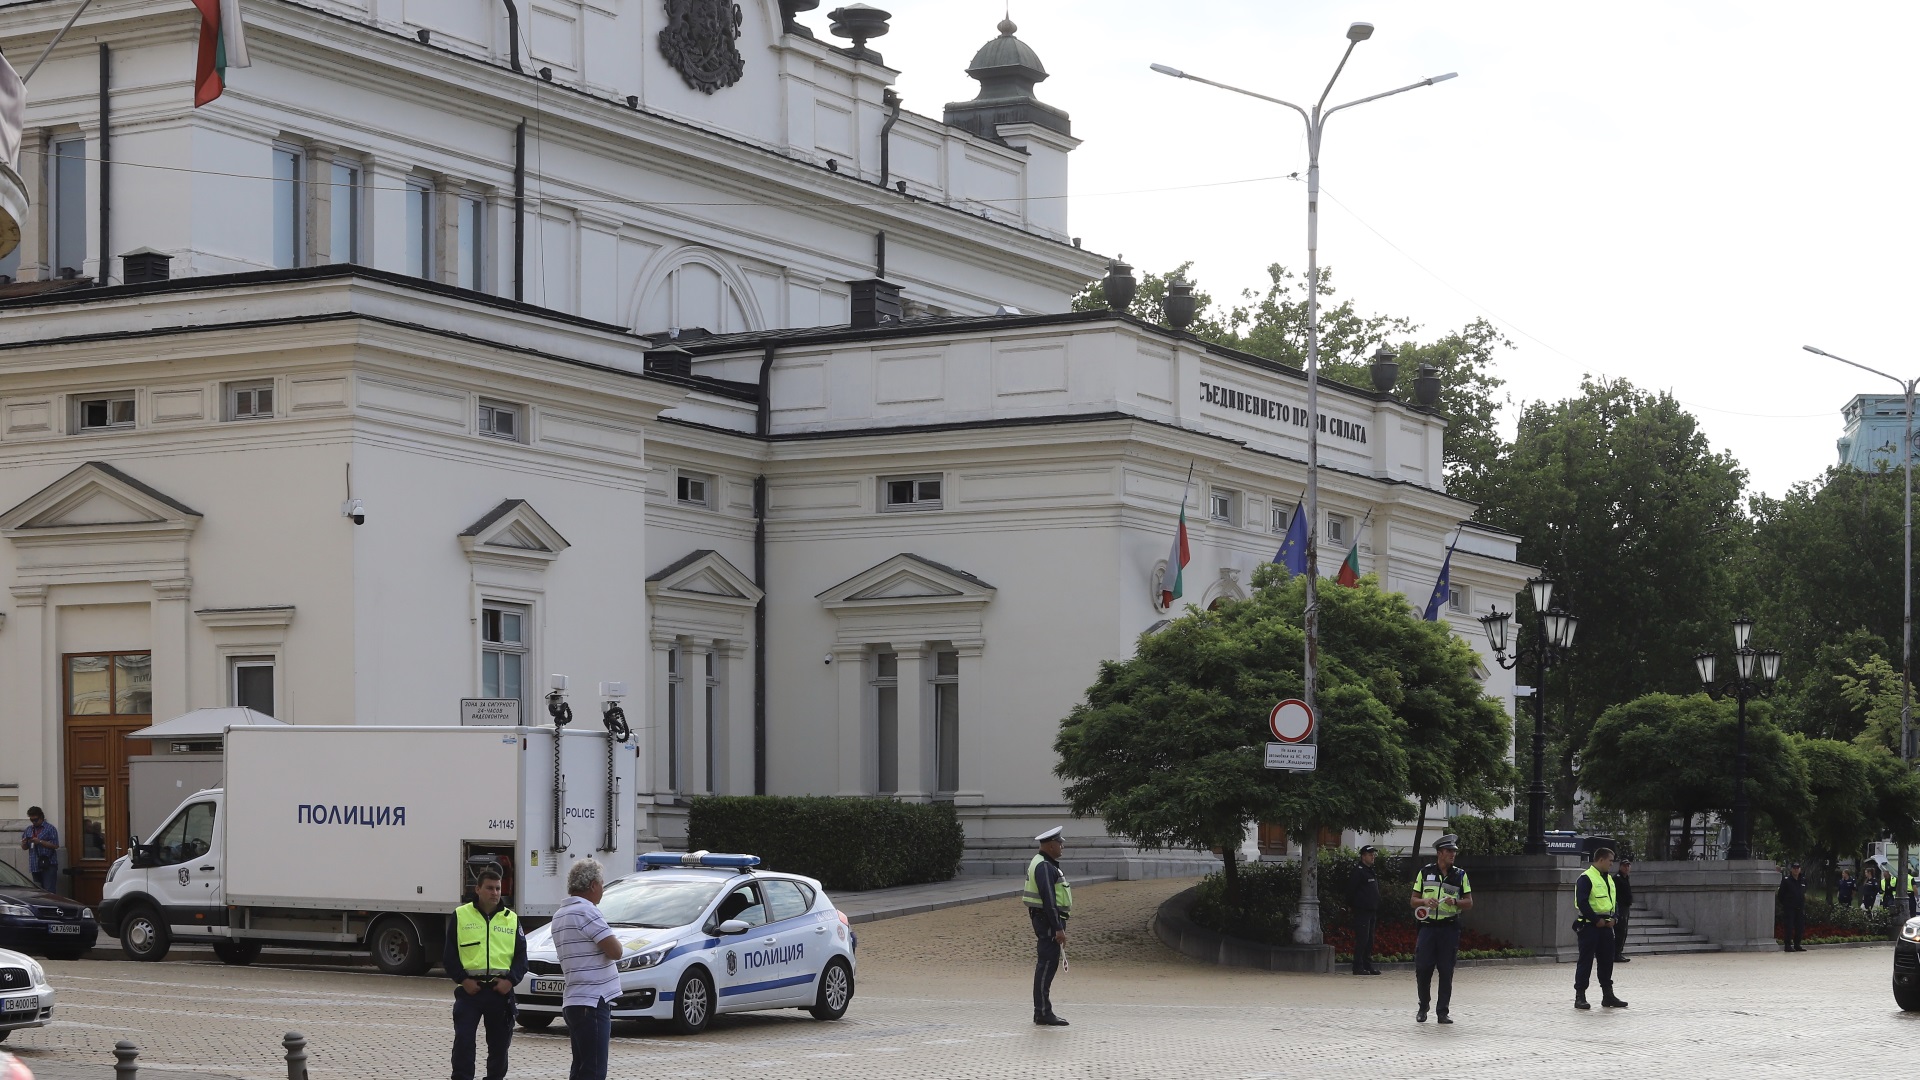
1695, 615, 1783, 861
1479, 576, 1580, 855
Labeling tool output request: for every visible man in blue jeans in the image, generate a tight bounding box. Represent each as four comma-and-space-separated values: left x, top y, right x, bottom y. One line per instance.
19, 807, 59, 895
550, 858, 622, 1080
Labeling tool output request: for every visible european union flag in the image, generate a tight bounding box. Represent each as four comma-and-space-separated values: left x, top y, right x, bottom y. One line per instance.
1274, 500, 1309, 576
1423, 541, 1457, 621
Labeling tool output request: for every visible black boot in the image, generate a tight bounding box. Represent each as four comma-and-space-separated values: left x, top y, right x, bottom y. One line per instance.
1574, 992, 1591, 1010
1415, 1005, 1428, 1023
1036, 1013, 1070, 1026
1601, 988, 1628, 1008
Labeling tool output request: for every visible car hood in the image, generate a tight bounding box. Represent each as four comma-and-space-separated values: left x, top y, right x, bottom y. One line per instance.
524, 921, 695, 962
0, 887, 80, 910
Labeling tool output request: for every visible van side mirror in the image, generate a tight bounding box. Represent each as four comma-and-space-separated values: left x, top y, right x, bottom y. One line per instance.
716, 919, 751, 936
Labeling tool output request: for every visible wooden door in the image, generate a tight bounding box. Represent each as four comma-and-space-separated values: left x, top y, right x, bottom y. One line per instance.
62, 652, 152, 905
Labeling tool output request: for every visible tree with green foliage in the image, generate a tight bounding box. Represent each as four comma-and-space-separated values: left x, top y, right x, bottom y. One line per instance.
1580, 693, 1810, 858
1477, 380, 1749, 828
1837, 653, 1910, 756
1793, 736, 1878, 895
1054, 564, 1511, 944
1773, 628, 1892, 742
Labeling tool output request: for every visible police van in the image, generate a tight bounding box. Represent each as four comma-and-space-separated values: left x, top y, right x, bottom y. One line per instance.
514, 852, 856, 1035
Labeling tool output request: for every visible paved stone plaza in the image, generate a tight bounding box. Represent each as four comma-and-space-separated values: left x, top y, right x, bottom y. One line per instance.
6, 879, 1915, 1079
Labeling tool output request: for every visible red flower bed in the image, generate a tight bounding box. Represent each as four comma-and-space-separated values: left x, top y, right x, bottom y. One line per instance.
1775, 922, 1883, 941
1328, 922, 1515, 962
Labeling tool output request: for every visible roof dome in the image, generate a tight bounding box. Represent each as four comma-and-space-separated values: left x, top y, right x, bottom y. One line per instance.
966, 18, 1047, 81
944, 15, 1070, 139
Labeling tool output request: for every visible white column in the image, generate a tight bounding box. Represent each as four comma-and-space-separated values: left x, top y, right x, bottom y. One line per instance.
305, 145, 338, 264
364, 161, 411, 274
834, 645, 867, 795
11, 587, 51, 817
648, 635, 675, 797
721, 642, 751, 795
951, 642, 986, 806
150, 579, 191, 721
685, 643, 711, 797
893, 646, 928, 801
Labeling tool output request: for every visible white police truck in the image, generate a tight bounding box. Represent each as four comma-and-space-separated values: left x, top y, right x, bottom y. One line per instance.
515, 852, 857, 1035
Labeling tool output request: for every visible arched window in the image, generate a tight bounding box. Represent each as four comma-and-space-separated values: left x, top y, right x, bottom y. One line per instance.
635, 251, 761, 335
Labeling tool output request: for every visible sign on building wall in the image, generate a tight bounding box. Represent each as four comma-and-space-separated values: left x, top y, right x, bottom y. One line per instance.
460, 699, 521, 726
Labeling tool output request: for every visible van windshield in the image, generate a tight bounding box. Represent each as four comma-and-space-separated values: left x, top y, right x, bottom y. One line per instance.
596, 878, 725, 929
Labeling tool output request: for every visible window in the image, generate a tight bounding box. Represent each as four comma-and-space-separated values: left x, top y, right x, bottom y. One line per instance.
149, 801, 216, 867
874, 651, 897, 794
330, 161, 360, 263
1271, 503, 1293, 534
760, 879, 810, 923
66, 652, 152, 715
1209, 488, 1238, 525
227, 380, 274, 421
677, 472, 712, 508
477, 400, 522, 441
1447, 585, 1468, 614
272, 145, 302, 269
933, 650, 959, 794
881, 475, 942, 512
713, 882, 766, 928
405, 180, 433, 278
667, 645, 683, 791
480, 602, 528, 710
1327, 514, 1349, 544
458, 194, 485, 291
51, 137, 86, 277
74, 392, 136, 431
231, 656, 275, 716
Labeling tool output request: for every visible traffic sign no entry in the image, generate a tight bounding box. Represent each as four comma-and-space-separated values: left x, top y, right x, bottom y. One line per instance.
1268, 699, 1314, 743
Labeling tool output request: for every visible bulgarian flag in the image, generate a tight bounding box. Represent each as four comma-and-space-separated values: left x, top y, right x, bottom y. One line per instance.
192, 0, 251, 107
1335, 541, 1361, 587
1160, 469, 1193, 609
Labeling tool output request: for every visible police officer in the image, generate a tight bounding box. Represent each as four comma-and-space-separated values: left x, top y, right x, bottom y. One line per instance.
1574, 847, 1627, 1010
1348, 845, 1382, 976
1023, 826, 1072, 1026
1411, 834, 1473, 1024
1777, 861, 1808, 952
445, 865, 528, 1080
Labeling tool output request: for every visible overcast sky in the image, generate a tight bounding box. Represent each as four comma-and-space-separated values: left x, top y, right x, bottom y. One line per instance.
872, 1, 1919, 500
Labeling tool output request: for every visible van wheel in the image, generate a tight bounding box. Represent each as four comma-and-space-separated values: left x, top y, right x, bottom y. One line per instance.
214, 941, 262, 966
369, 916, 429, 976
515, 1013, 555, 1030
121, 904, 171, 962
1897, 984, 1920, 1012
810, 958, 853, 1020
669, 968, 714, 1035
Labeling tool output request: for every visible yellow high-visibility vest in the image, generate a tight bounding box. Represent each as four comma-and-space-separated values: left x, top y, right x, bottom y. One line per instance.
454, 903, 518, 976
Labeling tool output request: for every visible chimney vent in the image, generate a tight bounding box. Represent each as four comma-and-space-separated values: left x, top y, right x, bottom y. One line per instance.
123, 248, 172, 284
643, 344, 694, 377
849, 279, 902, 329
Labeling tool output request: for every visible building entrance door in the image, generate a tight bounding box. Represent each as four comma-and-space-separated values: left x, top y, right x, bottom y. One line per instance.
62, 652, 153, 906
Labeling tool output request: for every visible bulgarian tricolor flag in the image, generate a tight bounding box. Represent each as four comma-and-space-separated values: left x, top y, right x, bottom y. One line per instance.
1335, 541, 1361, 587
1160, 470, 1193, 609
192, 0, 251, 107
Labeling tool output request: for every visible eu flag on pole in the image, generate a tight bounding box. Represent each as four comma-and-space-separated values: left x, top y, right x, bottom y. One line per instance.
1274, 500, 1309, 576
1423, 538, 1458, 621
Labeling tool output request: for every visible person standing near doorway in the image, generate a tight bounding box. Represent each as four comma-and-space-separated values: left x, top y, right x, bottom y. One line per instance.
19, 807, 59, 895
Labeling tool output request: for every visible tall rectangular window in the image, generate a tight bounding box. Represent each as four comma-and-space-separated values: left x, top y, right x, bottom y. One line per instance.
480, 602, 528, 712
874, 651, 898, 794
231, 657, 275, 716
667, 645, 683, 791
272, 146, 302, 269
458, 195, 485, 291
52, 137, 87, 277
405, 180, 433, 278
330, 161, 359, 263
933, 651, 959, 794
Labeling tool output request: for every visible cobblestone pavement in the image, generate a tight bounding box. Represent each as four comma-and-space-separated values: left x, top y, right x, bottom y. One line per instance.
5, 877, 1915, 1079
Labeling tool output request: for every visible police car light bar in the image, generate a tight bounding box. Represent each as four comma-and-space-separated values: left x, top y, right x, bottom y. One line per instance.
637, 850, 762, 870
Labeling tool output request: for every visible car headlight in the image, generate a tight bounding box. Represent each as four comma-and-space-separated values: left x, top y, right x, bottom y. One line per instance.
26, 960, 45, 986
0, 903, 31, 918
81, 908, 94, 921
1904, 918, 1920, 943
616, 941, 676, 972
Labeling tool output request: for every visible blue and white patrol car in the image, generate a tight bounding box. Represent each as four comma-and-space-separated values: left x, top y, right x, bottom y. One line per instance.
514, 852, 856, 1035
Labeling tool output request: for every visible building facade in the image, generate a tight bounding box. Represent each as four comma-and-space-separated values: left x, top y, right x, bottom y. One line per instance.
0, 0, 1529, 895
1837, 393, 1916, 473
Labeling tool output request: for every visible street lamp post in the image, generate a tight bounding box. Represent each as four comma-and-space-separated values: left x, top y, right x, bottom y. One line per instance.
1153, 26, 1455, 944
1694, 616, 1783, 860
1805, 345, 1916, 898
1479, 577, 1580, 854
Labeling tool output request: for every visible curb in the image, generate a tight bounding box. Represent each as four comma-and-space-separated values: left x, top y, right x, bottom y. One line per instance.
1354, 955, 1555, 972
1150, 886, 1334, 973
1795, 939, 1895, 951
840, 874, 1115, 925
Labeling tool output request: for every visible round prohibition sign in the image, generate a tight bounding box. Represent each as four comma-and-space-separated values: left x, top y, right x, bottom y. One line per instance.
1268, 698, 1315, 743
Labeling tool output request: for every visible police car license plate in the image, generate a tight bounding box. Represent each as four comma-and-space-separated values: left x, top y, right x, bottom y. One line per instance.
2, 995, 38, 1012
48, 924, 81, 934
532, 978, 564, 995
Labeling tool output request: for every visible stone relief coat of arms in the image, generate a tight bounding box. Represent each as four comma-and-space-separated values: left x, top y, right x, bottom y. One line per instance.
659, 0, 746, 94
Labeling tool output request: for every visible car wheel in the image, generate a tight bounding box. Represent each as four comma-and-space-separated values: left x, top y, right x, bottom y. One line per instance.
369, 916, 429, 976
515, 1013, 555, 1030
670, 967, 714, 1035
810, 958, 854, 1021
121, 904, 172, 963
213, 941, 262, 966
1897, 984, 1920, 1012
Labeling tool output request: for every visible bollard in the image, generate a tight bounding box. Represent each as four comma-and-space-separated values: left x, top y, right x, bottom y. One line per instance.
113, 1039, 139, 1079
282, 1031, 307, 1080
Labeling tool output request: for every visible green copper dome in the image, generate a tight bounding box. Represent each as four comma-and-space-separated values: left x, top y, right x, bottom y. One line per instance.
967, 19, 1047, 81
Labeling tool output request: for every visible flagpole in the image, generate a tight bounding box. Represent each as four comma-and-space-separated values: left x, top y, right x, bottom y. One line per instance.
21, 0, 97, 84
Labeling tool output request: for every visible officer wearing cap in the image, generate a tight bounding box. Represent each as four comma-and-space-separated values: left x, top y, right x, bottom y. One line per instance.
1022, 826, 1072, 1026
1777, 860, 1808, 952
1410, 834, 1473, 1024
1348, 845, 1382, 975
1574, 847, 1627, 1009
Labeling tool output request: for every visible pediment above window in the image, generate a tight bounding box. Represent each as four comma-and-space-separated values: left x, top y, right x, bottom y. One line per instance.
816, 553, 996, 610
647, 549, 763, 611
459, 499, 570, 568
0, 461, 202, 549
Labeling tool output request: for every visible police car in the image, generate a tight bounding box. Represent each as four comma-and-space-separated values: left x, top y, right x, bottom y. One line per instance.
514, 852, 856, 1035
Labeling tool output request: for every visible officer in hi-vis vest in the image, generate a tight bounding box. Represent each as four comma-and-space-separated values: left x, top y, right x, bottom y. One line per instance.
445, 864, 528, 1080
1410, 833, 1473, 1024
1574, 847, 1628, 1010
1023, 826, 1072, 1026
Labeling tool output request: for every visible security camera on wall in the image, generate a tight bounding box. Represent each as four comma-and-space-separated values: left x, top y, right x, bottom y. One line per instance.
341, 498, 367, 525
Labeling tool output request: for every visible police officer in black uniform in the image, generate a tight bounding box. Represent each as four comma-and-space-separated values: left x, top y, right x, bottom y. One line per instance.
1023, 826, 1071, 1026
1411, 834, 1473, 1024
1348, 844, 1382, 975
1777, 861, 1809, 952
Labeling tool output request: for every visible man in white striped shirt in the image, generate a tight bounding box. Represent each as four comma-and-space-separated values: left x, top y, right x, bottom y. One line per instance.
550, 858, 623, 1080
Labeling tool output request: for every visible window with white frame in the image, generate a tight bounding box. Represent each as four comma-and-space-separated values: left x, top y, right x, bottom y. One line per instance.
677, 472, 713, 508
873, 651, 898, 794
405, 180, 433, 278
477, 399, 522, 441
271, 145, 303, 269
881, 475, 942, 512
1271, 502, 1295, 534
457, 194, 485, 291
51, 136, 86, 278
226, 380, 274, 421
74, 392, 135, 432
933, 650, 959, 794
480, 602, 528, 711
1327, 514, 1350, 544
666, 645, 684, 791
1448, 585, 1468, 613
230, 656, 275, 716
1209, 488, 1238, 525
329, 161, 360, 263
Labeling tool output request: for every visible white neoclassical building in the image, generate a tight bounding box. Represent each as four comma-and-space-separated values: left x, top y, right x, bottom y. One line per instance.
0, 0, 1527, 898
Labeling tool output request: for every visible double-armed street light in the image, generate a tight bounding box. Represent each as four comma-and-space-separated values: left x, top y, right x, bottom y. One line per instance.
1479, 576, 1580, 855
1694, 616, 1783, 861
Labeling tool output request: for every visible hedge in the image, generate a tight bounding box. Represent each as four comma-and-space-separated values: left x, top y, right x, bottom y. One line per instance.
686, 796, 964, 892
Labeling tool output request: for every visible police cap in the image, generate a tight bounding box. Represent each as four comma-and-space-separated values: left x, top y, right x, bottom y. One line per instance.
1359, 844, 1378, 855
1433, 834, 1460, 851
1035, 826, 1065, 844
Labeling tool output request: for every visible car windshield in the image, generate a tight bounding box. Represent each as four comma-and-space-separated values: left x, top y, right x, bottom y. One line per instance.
595, 877, 726, 929
0, 860, 35, 890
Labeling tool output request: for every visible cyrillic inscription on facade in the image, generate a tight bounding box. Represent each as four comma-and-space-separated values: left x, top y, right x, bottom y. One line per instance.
1199, 382, 1368, 444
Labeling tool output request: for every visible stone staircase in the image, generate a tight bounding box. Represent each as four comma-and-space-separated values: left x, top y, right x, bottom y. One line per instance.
1622, 899, 1721, 955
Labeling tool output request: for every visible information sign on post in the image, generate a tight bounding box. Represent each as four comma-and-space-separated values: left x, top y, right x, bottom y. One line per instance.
460, 698, 521, 727
1265, 743, 1319, 771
